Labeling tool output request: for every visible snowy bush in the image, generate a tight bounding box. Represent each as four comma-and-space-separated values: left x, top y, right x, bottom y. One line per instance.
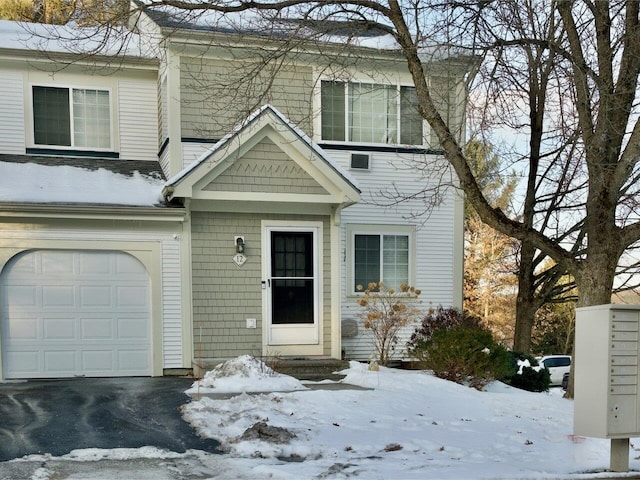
416, 325, 511, 389
505, 352, 550, 392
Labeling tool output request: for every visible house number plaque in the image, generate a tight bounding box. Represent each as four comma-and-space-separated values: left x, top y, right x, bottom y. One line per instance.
232, 253, 247, 267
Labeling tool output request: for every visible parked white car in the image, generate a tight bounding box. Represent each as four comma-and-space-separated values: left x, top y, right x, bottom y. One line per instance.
538, 355, 572, 386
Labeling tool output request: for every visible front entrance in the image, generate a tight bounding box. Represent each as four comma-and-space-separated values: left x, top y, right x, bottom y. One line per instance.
265, 225, 320, 346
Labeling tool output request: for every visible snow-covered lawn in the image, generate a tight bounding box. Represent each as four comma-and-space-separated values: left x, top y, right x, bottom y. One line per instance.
178, 356, 640, 479
6, 355, 640, 479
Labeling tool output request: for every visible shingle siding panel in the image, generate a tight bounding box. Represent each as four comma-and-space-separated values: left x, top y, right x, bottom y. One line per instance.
180, 57, 313, 139
191, 212, 332, 358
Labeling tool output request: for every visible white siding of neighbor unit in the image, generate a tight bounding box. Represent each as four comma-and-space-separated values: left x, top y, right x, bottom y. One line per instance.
118, 80, 158, 161
161, 239, 183, 367
0, 71, 26, 154
0, 228, 183, 369
182, 142, 213, 169
331, 149, 459, 361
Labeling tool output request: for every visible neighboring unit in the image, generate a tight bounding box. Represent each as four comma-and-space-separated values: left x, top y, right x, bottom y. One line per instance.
0, 8, 474, 380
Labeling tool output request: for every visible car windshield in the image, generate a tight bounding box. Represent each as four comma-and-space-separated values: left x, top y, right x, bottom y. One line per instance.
544, 357, 570, 368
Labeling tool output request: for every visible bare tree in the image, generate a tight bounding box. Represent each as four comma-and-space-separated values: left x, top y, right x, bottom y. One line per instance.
31, 0, 640, 396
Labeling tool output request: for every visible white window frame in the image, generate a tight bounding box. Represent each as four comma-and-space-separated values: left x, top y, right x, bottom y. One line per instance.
346, 224, 416, 296
30, 83, 114, 151
319, 80, 424, 147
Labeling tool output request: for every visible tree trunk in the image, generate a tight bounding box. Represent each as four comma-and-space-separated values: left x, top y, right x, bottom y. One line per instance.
513, 240, 537, 353
565, 251, 618, 398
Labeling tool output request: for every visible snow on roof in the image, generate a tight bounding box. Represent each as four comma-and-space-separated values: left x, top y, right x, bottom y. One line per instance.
138, 3, 470, 59
166, 104, 360, 194
0, 160, 166, 207
0, 19, 155, 58
140, 2, 401, 51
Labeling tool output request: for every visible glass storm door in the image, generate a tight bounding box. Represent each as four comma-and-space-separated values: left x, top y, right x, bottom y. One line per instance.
267, 229, 319, 345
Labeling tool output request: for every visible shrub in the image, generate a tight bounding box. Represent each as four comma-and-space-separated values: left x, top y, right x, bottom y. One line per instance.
356, 282, 422, 366
407, 306, 481, 363
419, 324, 512, 389
505, 352, 550, 392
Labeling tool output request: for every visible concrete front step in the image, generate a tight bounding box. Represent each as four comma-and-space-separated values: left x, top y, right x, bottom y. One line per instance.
269, 358, 349, 381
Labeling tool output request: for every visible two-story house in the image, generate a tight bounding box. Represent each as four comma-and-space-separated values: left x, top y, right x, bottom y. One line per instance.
0, 8, 471, 380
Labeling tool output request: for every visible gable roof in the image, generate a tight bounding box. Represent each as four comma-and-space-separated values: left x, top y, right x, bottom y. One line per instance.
135, 2, 400, 51
164, 104, 360, 207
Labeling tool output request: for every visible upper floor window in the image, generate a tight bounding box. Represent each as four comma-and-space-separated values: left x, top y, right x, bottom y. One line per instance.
32, 86, 111, 149
321, 81, 423, 146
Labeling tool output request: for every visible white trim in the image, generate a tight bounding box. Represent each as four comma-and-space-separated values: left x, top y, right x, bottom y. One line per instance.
261, 220, 323, 355
346, 223, 416, 296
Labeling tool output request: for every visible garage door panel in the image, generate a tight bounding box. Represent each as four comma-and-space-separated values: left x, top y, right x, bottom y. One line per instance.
42, 251, 74, 274
44, 350, 76, 372
118, 317, 149, 339
42, 285, 75, 307
6, 351, 39, 374
6, 316, 38, 340
82, 350, 114, 372
43, 317, 76, 340
79, 254, 111, 274
80, 286, 113, 307
2, 250, 152, 379
118, 349, 150, 371
81, 317, 113, 340
116, 254, 146, 275
5, 285, 37, 307
117, 286, 148, 308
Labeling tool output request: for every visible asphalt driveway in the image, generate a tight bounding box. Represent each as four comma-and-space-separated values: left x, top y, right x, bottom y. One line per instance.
0, 377, 220, 461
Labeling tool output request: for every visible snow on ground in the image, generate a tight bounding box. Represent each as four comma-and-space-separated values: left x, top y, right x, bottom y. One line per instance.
179, 357, 640, 479
186, 355, 307, 394
6, 356, 640, 479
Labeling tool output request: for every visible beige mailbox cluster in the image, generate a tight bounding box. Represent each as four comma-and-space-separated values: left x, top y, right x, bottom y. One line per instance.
574, 304, 640, 471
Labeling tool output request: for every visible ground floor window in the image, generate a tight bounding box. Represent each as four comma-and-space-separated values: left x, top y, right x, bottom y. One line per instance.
347, 224, 415, 293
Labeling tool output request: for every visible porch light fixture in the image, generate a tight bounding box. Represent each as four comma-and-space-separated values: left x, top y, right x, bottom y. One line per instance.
235, 236, 245, 254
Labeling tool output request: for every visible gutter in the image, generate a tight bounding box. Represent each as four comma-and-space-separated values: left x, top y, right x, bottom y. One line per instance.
0, 203, 186, 222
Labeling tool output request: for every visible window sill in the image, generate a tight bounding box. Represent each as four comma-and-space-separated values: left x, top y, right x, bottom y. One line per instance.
318, 143, 439, 155
27, 148, 119, 159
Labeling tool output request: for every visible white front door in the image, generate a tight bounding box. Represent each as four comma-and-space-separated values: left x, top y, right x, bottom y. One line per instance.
265, 225, 320, 346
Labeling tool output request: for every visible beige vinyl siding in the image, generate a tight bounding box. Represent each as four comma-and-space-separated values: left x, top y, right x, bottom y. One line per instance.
180, 57, 314, 139
332, 150, 457, 360
202, 137, 329, 195
191, 212, 332, 359
0, 70, 25, 154
118, 80, 158, 161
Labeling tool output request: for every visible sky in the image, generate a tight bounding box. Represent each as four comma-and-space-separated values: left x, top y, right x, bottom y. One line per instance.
9, 356, 640, 480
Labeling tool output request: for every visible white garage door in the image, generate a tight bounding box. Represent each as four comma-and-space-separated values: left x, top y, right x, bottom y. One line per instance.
1, 250, 151, 379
